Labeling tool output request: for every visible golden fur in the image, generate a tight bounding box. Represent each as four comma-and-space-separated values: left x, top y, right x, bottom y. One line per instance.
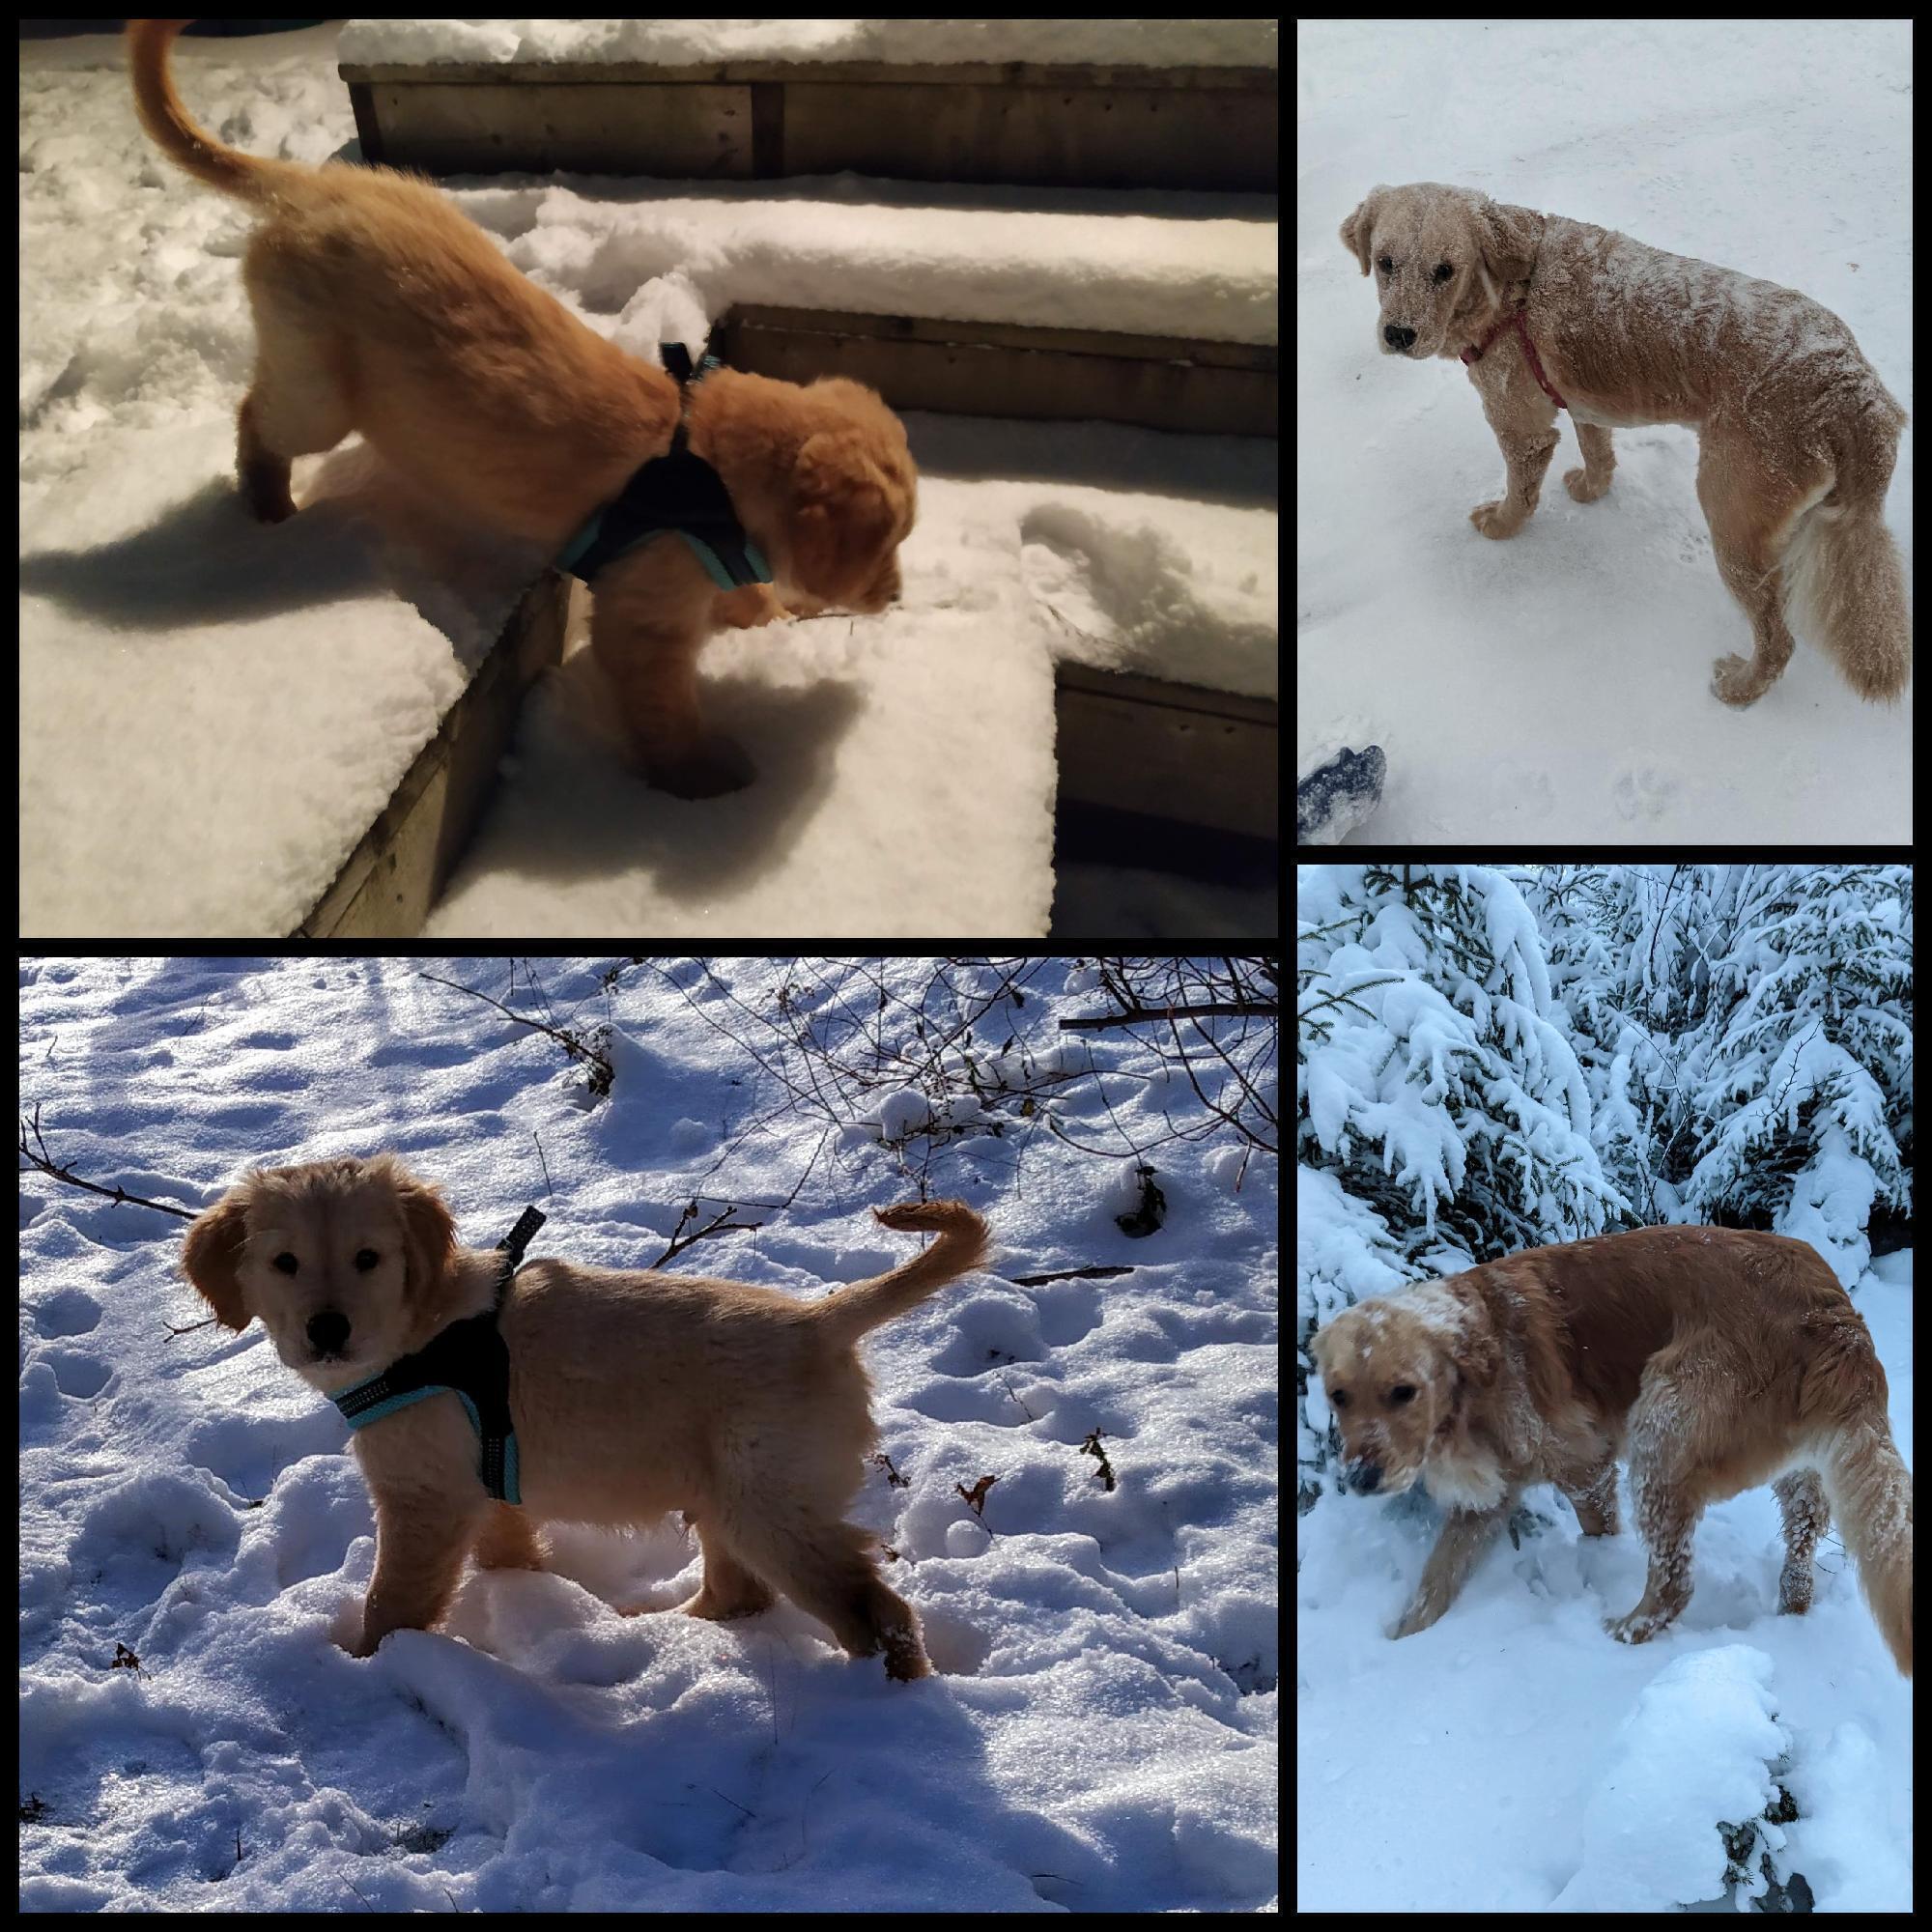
1311, 1226, 1913, 1676
127, 20, 917, 798
182, 1154, 988, 1678
1340, 182, 1910, 710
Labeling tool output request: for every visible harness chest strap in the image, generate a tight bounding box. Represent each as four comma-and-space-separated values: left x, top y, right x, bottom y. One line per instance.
554, 343, 773, 590
331, 1205, 547, 1505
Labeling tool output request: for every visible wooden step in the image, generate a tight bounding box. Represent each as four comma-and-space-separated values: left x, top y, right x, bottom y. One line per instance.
342, 53, 1278, 193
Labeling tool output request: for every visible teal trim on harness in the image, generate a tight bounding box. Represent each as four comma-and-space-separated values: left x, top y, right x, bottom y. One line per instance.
555, 346, 771, 590
330, 1205, 547, 1505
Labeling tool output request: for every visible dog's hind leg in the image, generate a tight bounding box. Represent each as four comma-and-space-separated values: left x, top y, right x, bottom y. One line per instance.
1697, 427, 1821, 707
236, 241, 355, 523
679, 1519, 778, 1620
718, 1505, 932, 1679
1773, 1468, 1829, 1614
471, 1501, 547, 1572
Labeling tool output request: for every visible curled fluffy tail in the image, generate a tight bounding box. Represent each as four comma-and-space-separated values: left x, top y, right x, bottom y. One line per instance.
127, 19, 297, 203
1821, 1412, 1914, 1677
813, 1201, 990, 1348
1783, 484, 1913, 704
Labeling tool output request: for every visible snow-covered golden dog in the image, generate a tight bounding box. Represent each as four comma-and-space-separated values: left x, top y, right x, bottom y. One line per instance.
1340, 183, 1909, 710
1313, 1226, 1912, 1675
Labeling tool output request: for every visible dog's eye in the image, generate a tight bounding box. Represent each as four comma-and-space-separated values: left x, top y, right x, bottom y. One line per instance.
272, 1252, 298, 1275
1377, 255, 1393, 274
355, 1248, 379, 1272
1329, 1389, 1350, 1409
1432, 263, 1453, 283
1390, 1385, 1418, 1406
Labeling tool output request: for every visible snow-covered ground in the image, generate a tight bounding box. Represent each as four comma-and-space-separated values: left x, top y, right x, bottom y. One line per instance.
19, 955, 1280, 1911
20, 22, 1278, 935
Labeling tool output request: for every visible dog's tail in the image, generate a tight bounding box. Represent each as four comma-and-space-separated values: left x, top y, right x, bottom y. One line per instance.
1781, 440, 1913, 705
1816, 1378, 1914, 1678
813, 1201, 990, 1348
127, 20, 300, 205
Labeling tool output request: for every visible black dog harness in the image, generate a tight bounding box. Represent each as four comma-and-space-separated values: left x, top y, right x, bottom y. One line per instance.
330, 1206, 547, 1505
554, 345, 772, 591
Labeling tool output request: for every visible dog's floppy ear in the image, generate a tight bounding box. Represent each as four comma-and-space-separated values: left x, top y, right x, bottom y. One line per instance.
1446, 1293, 1502, 1388
790, 427, 897, 604
183, 1187, 255, 1331
372, 1155, 457, 1306
1470, 193, 1540, 289
1339, 186, 1392, 276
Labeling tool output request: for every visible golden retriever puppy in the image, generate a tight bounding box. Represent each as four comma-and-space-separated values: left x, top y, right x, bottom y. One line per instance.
1311, 1227, 1913, 1676
127, 20, 917, 798
1339, 183, 1909, 709
182, 1155, 988, 1678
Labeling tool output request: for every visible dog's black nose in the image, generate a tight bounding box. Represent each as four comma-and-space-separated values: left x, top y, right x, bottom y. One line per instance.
1340, 1460, 1383, 1495
307, 1309, 351, 1356
1382, 324, 1417, 352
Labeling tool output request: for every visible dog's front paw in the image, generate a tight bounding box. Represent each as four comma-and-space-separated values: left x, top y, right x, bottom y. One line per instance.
1604, 1608, 1662, 1645
678, 1582, 777, 1622
649, 735, 755, 799
1469, 499, 1527, 539
713, 582, 788, 630
1563, 465, 1611, 503
242, 481, 298, 524
1710, 653, 1767, 707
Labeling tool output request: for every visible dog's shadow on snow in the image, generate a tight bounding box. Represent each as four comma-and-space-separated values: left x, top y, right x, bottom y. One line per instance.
21, 479, 398, 629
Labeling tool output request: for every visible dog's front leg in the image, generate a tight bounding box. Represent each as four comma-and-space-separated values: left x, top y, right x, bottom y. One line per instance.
1564, 421, 1616, 504
354, 1500, 483, 1656
1391, 1502, 1508, 1638
1467, 370, 1559, 540
589, 562, 753, 799
1556, 1451, 1620, 1537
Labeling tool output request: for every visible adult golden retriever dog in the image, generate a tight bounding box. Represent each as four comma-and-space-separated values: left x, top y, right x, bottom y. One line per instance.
183, 1155, 988, 1678
128, 20, 917, 798
1311, 1226, 1913, 1676
1339, 183, 1910, 710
